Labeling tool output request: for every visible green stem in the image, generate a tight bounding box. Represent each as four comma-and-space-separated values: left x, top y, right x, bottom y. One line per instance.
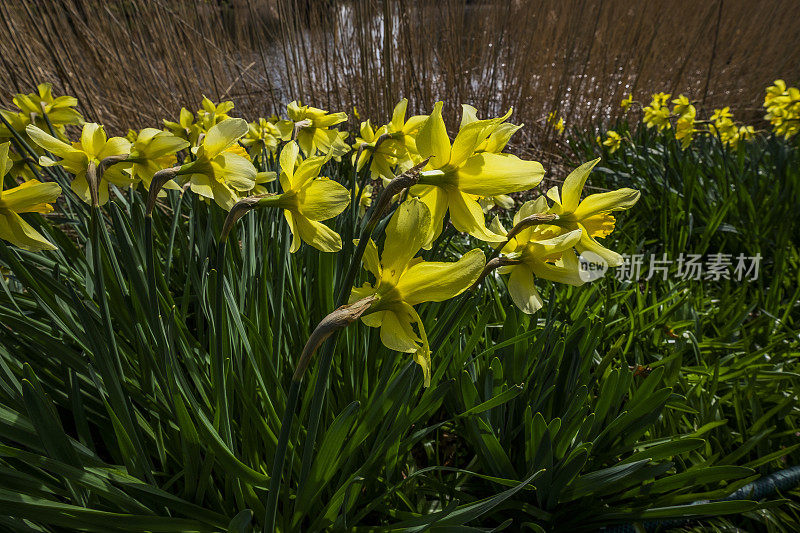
264, 378, 301, 532
214, 240, 233, 448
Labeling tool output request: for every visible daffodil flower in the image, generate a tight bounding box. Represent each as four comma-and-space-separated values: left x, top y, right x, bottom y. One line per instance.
276, 101, 349, 158
242, 118, 280, 159
411, 101, 544, 245
196, 97, 234, 132
491, 200, 584, 314
349, 198, 485, 385
353, 99, 430, 183
6, 83, 83, 139
163, 107, 202, 147
176, 118, 257, 210
0, 142, 62, 251
602, 130, 622, 153
126, 128, 189, 190
256, 141, 349, 252
27, 123, 131, 205
547, 111, 565, 134
620, 94, 634, 111
540, 158, 639, 267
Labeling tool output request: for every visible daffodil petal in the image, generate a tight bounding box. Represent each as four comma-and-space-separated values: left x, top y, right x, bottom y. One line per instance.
448, 191, 505, 243
382, 198, 431, 282
395, 248, 485, 305
457, 153, 544, 196
573, 188, 641, 219
531, 254, 584, 286
507, 264, 543, 314
379, 307, 419, 353
289, 211, 342, 253
0, 211, 56, 251
297, 178, 350, 220
416, 101, 451, 168
0, 180, 61, 213
203, 118, 248, 159
25, 125, 81, 158
561, 158, 600, 212
576, 230, 623, 267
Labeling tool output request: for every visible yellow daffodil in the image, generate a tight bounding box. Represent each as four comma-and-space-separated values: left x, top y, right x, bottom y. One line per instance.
710, 107, 740, 145
176, 118, 257, 210
126, 128, 189, 190
547, 111, 565, 134
276, 101, 350, 158
669, 95, 697, 149
620, 94, 633, 111
411, 101, 544, 245
163, 107, 202, 147
196, 97, 234, 132
540, 158, 639, 267
738, 125, 755, 141
351, 120, 401, 182
349, 198, 485, 385
356, 183, 373, 217
256, 141, 349, 252
27, 123, 131, 205
242, 118, 280, 160
0, 142, 62, 251
602, 130, 622, 153
3, 83, 83, 141
763, 80, 800, 139
649, 92, 672, 108
491, 201, 584, 314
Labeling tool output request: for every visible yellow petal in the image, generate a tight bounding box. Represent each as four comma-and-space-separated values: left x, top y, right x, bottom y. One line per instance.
358, 238, 381, 279
26, 125, 81, 159
448, 190, 505, 243
395, 248, 485, 305
297, 178, 350, 220
391, 99, 408, 130
379, 307, 420, 353
0, 142, 10, 182
415, 101, 451, 168
202, 118, 248, 159
576, 230, 623, 267
507, 264, 543, 314
287, 210, 342, 253
0, 180, 61, 213
560, 158, 600, 212
80, 123, 107, 157
279, 141, 300, 190
457, 153, 544, 196
415, 185, 449, 248
530, 254, 584, 286
0, 211, 56, 251
573, 188, 640, 220
98, 137, 131, 159
382, 198, 431, 282
212, 152, 256, 191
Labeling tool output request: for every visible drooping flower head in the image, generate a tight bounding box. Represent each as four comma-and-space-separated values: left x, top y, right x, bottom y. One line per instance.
176, 118, 257, 210
27, 123, 131, 205
256, 141, 350, 252
350, 198, 485, 385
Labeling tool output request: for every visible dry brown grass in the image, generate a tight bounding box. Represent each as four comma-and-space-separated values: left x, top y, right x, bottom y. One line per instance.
2, 0, 799, 158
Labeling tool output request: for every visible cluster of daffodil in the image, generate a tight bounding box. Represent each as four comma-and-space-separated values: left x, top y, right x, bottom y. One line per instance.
601, 86, 800, 152
764, 80, 800, 139
0, 84, 640, 386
